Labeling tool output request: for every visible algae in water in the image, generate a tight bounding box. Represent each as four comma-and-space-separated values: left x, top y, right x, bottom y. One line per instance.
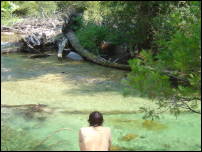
120, 133, 139, 141
142, 120, 167, 131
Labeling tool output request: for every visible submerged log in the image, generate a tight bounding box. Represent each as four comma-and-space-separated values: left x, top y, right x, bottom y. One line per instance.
1, 104, 49, 114
1, 104, 47, 108
29, 54, 51, 58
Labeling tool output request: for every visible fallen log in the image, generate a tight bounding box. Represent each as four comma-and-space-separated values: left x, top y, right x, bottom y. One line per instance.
55, 11, 132, 70
64, 31, 131, 70
1, 11, 194, 85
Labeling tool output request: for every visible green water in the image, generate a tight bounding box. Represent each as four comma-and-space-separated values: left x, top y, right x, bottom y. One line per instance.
1, 48, 201, 150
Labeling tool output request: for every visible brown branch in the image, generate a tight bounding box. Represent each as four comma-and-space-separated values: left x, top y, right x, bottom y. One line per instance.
175, 96, 201, 101
181, 100, 201, 114
144, 66, 190, 85
164, 96, 201, 114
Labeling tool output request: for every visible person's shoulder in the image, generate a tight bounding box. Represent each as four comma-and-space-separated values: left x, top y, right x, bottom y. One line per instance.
102, 126, 111, 132
80, 127, 87, 130
80, 127, 90, 131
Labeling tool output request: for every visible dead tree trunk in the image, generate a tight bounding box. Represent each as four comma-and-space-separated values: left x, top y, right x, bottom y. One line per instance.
64, 30, 131, 70
56, 11, 131, 70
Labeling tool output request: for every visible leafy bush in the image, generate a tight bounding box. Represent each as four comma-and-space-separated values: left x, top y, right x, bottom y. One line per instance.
75, 22, 122, 55
125, 2, 201, 115
1, 1, 22, 26
75, 23, 107, 55
1, 1, 19, 15
56, 1, 86, 12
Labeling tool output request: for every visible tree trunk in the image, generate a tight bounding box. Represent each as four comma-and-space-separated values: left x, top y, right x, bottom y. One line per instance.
64, 30, 131, 70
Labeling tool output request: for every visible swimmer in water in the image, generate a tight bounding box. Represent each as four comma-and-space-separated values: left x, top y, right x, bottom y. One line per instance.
79, 111, 112, 151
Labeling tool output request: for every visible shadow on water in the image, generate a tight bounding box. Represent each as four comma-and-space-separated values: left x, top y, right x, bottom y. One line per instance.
1, 54, 126, 80
1, 53, 128, 97
1, 33, 132, 98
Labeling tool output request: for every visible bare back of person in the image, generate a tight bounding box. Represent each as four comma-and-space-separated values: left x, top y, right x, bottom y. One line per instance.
79, 111, 112, 151
79, 126, 111, 151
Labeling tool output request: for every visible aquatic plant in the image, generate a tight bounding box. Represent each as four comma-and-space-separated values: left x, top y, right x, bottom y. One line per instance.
142, 120, 167, 131
1, 124, 70, 151
1, 125, 40, 151
120, 133, 139, 141
110, 145, 137, 151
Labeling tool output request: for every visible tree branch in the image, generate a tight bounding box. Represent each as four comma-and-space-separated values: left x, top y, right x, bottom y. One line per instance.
181, 99, 201, 114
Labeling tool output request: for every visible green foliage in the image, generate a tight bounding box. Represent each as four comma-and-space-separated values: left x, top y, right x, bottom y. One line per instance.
83, 2, 135, 46
125, 1, 201, 115
75, 23, 108, 55
139, 107, 160, 120
81, 2, 179, 53
156, 2, 201, 98
1, 1, 19, 14
1, 1, 200, 115
75, 22, 123, 55
70, 15, 84, 31
1, 1, 58, 25
1, 1, 22, 26
83, 1, 105, 25
56, 1, 87, 12
127, 55, 173, 100
12, 1, 57, 17
79, 2, 200, 115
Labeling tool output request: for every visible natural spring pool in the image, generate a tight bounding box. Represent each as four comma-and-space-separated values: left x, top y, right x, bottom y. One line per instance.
1, 35, 201, 151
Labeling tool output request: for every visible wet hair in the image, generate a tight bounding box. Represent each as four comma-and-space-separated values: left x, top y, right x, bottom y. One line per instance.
88, 111, 104, 127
